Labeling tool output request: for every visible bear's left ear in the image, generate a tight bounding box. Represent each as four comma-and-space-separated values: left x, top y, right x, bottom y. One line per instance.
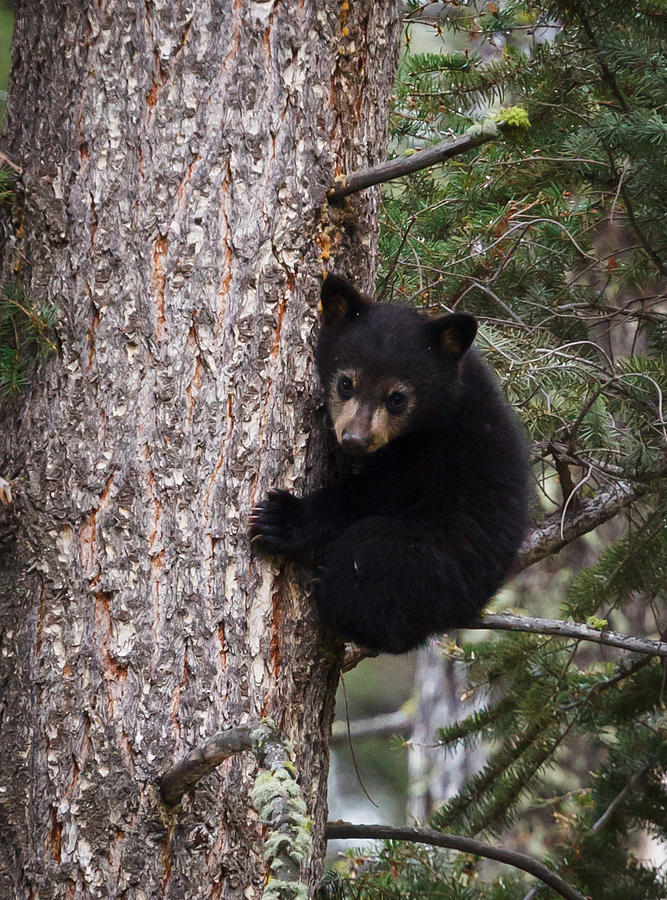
426, 312, 478, 359
320, 274, 369, 326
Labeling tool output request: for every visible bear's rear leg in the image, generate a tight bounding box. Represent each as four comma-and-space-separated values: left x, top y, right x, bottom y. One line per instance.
313, 516, 469, 654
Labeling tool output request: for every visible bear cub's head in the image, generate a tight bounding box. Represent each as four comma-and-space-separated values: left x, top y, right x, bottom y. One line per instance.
317, 274, 478, 456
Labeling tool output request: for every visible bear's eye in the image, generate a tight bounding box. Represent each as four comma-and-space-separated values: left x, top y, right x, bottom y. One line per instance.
386, 391, 407, 414
337, 375, 355, 399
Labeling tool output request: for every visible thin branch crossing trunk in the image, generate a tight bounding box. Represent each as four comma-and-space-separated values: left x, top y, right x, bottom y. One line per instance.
0, 1, 401, 896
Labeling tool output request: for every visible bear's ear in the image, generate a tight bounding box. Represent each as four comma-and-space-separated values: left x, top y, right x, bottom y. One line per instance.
426, 312, 478, 359
320, 274, 369, 326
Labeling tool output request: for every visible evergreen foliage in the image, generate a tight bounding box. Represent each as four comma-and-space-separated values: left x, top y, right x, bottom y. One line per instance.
0, 282, 57, 396
0, 166, 56, 395
326, 1, 666, 897
319, 840, 528, 898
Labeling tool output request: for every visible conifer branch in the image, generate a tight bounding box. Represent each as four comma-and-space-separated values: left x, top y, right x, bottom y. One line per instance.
468, 615, 667, 658
590, 765, 651, 835
327, 121, 504, 202
325, 821, 587, 900
606, 151, 666, 276
572, 3, 630, 114
514, 477, 652, 571
521, 762, 654, 900
571, 2, 665, 275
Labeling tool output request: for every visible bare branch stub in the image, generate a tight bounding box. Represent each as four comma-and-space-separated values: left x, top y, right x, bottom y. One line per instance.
160, 720, 314, 899
327, 122, 504, 202
159, 724, 254, 806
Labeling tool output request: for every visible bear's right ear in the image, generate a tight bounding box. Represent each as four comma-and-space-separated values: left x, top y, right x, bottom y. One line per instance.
426, 312, 478, 359
320, 274, 369, 326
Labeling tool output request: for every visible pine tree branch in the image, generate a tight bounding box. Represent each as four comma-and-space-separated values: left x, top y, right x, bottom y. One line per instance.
570, 2, 665, 275
325, 821, 587, 900
467, 615, 667, 658
606, 150, 666, 276
590, 765, 651, 834
327, 121, 504, 202
572, 3, 630, 114
514, 477, 652, 572
522, 761, 654, 900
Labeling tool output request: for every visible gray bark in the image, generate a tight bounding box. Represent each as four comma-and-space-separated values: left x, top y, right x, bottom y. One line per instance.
0, 1, 402, 897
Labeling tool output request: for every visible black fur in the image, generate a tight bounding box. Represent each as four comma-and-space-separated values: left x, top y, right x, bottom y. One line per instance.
250, 275, 530, 654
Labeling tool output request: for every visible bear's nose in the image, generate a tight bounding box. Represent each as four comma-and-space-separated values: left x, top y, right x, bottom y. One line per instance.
341, 430, 371, 454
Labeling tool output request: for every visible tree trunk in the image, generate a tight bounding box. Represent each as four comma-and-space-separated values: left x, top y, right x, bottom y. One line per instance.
0, 2, 401, 897
407, 644, 487, 821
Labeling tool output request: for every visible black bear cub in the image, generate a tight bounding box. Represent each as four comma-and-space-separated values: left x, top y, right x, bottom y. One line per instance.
250, 274, 530, 654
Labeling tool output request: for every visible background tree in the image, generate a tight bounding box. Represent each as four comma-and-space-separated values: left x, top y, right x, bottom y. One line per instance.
0, 1, 402, 896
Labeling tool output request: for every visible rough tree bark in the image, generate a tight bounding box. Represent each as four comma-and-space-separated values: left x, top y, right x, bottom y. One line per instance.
0, 1, 401, 897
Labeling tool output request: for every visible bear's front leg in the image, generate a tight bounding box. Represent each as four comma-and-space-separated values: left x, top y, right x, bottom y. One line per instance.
249, 489, 313, 556
250, 478, 367, 557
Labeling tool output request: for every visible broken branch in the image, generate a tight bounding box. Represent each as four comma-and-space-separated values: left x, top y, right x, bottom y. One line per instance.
328, 120, 504, 202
